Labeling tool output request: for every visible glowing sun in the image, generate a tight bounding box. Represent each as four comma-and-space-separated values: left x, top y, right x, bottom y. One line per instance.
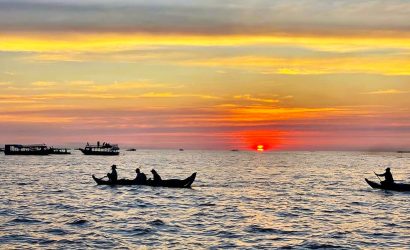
257, 145, 264, 151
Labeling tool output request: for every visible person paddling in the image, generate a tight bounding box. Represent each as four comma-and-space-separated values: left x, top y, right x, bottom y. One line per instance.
135, 168, 147, 184
107, 164, 118, 183
376, 167, 394, 186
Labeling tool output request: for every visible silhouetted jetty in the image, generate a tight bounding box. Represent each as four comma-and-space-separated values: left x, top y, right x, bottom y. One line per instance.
126, 148, 136, 151
80, 141, 119, 156
4, 144, 49, 155
397, 151, 410, 153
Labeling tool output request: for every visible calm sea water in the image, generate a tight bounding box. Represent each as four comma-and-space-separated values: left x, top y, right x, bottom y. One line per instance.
1, 150, 410, 249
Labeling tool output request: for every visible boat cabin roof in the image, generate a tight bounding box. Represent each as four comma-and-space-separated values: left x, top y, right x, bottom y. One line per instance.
6, 144, 47, 148
85, 144, 119, 150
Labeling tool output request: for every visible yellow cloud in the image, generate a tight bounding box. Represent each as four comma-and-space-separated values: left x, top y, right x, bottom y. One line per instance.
1, 33, 410, 53
182, 55, 410, 75
84, 82, 176, 93
139, 92, 219, 99
364, 89, 409, 95
67, 81, 95, 86
234, 94, 280, 104
31, 81, 57, 87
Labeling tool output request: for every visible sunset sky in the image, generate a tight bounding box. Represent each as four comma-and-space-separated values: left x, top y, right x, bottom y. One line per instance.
0, 0, 409, 150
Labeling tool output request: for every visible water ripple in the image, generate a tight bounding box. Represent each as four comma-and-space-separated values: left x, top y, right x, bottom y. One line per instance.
67, 219, 88, 225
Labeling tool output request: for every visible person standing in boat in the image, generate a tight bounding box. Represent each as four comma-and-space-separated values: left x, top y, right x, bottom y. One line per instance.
135, 168, 147, 184
107, 165, 118, 183
376, 167, 394, 185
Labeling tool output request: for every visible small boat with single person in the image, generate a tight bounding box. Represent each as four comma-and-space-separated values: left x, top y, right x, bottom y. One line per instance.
92, 172, 196, 188
80, 141, 119, 156
365, 178, 410, 192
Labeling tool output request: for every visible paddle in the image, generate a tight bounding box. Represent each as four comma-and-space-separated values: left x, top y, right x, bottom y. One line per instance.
97, 175, 109, 180
374, 171, 382, 182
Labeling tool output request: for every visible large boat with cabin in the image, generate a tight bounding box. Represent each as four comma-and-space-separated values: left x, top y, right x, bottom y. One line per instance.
4, 144, 50, 155
80, 142, 120, 156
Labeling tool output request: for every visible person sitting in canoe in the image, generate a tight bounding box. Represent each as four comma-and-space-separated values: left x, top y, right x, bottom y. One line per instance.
107, 164, 118, 183
376, 167, 394, 185
135, 168, 147, 184
151, 169, 162, 186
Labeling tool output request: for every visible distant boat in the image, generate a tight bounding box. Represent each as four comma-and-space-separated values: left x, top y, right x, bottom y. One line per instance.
179, 148, 184, 151
80, 142, 119, 156
126, 148, 136, 151
231, 149, 239, 152
48, 147, 71, 154
4, 144, 49, 155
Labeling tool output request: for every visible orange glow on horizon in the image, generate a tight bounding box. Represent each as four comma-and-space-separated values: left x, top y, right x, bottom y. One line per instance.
236, 130, 289, 151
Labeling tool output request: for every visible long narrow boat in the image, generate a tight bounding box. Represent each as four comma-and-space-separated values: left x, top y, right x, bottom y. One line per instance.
92, 173, 196, 188
4, 144, 49, 155
365, 178, 410, 192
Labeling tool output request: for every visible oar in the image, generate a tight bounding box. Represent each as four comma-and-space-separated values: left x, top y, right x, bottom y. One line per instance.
374, 172, 382, 182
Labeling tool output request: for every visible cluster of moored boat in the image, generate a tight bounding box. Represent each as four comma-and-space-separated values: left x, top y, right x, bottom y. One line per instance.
2, 141, 120, 156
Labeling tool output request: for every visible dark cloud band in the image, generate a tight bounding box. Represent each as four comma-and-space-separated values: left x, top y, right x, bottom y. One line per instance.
0, 0, 409, 36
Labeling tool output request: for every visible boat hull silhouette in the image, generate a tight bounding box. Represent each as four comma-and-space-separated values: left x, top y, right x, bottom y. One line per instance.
92, 173, 196, 188
365, 178, 410, 192
80, 148, 119, 156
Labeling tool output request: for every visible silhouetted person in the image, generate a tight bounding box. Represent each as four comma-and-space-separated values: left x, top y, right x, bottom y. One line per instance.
107, 165, 118, 183
151, 169, 162, 185
376, 167, 394, 185
135, 168, 147, 184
